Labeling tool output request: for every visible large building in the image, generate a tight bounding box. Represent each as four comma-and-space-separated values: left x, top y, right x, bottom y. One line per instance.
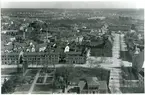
23, 52, 60, 65
1, 30, 19, 35
1, 52, 19, 65
1, 52, 59, 65
65, 52, 86, 64
1, 50, 86, 65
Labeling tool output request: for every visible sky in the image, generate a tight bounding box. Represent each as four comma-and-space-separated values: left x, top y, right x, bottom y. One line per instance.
1, 0, 144, 9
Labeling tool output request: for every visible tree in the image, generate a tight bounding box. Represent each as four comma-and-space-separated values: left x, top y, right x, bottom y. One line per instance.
54, 65, 74, 91
121, 64, 126, 86
2, 75, 24, 94
2, 79, 15, 94
27, 21, 46, 43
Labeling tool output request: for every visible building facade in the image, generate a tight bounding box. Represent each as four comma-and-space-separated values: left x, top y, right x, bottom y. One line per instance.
1, 52, 60, 65
1, 51, 86, 65
1, 53, 19, 65
65, 52, 86, 64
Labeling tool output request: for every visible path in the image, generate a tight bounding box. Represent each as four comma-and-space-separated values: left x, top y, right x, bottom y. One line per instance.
28, 70, 40, 94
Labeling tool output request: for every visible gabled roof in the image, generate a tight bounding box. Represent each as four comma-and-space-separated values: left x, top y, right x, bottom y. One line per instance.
66, 52, 82, 55
78, 81, 86, 91
86, 77, 100, 87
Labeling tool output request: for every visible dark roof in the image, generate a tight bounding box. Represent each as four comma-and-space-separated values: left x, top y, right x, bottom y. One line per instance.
79, 29, 91, 32
24, 52, 59, 55
90, 40, 104, 47
2, 52, 19, 56
66, 52, 82, 55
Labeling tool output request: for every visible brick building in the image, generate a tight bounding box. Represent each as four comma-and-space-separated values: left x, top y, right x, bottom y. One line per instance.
2, 30, 19, 35
1, 50, 86, 65
23, 52, 60, 65
65, 52, 86, 64
1, 52, 59, 65
1, 52, 19, 65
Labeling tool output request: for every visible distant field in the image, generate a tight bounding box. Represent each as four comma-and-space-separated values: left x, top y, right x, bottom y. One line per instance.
120, 87, 144, 93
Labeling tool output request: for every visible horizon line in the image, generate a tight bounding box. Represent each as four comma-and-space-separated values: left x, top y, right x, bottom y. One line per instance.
1, 8, 144, 9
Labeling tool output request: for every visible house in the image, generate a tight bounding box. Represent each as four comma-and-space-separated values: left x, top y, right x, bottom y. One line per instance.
98, 81, 108, 93
78, 80, 87, 93
78, 77, 100, 94
70, 78, 80, 86
1, 52, 19, 65
1, 52, 60, 66
77, 77, 108, 94
65, 52, 86, 64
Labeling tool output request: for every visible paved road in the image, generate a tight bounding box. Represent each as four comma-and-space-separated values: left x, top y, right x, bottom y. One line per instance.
108, 33, 122, 93
108, 33, 132, 93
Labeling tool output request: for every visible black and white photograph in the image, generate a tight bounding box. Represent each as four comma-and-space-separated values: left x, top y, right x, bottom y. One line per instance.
1, 0, 144, 94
